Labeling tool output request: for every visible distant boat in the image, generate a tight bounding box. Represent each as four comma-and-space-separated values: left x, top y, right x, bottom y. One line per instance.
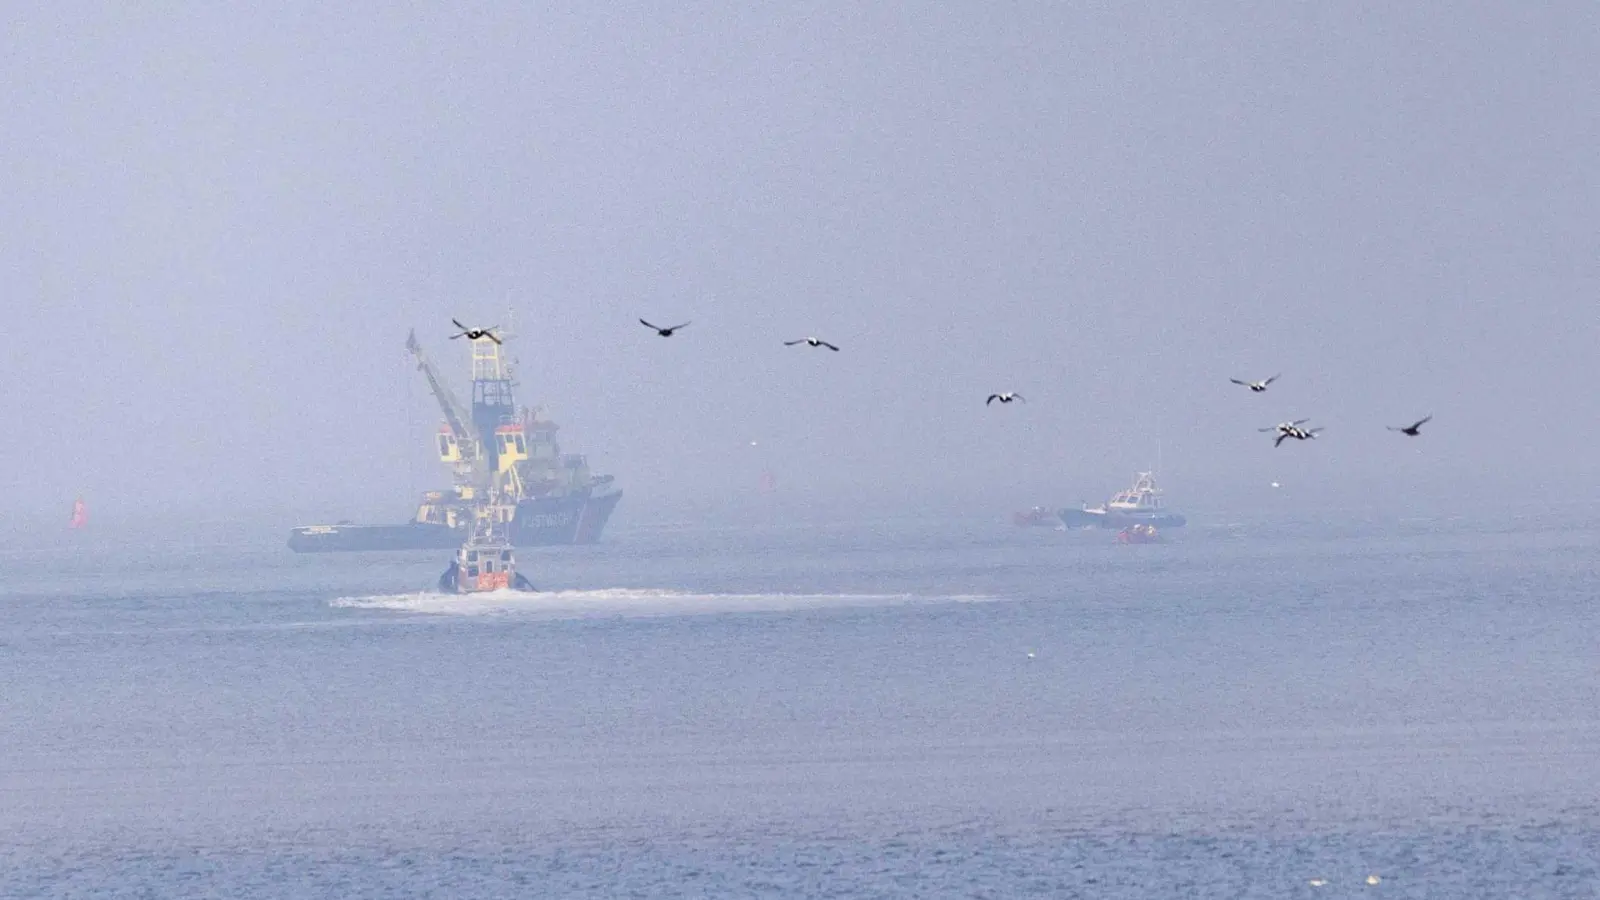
1059, 472, 1187, 529
286, 327, 621, 553
438, 515, 535, 594
68, 497, 87, 529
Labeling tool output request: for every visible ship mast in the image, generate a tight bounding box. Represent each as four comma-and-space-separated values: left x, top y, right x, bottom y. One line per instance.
470, 333, 515, 431
468, 326, 519, 477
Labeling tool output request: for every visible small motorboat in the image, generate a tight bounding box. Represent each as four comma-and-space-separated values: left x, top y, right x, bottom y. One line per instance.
439, 515, 536, 593
1116, 523, 1162, 544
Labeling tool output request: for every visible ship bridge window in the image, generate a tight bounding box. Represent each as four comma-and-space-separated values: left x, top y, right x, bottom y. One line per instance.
514, 436, 526, 454
500, 550, 512, 561
485, 560, 495, 573
437, 436, 452, 455
467, 566, 479, 578
468, 551, 479, 562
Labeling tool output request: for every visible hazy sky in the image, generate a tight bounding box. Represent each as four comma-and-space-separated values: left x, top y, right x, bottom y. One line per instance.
3, 3, 1596, 527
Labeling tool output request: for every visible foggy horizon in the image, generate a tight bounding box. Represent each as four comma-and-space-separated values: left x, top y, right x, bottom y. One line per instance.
6, 7, 1600, 894
5, 4, 1597, 533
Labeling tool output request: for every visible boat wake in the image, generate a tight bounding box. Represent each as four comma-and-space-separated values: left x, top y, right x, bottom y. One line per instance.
330, 588, 1000, 619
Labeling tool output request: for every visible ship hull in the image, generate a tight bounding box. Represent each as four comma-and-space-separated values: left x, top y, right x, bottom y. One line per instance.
288, 491, 622, 553
508, 490, 622, 545
1058, 508, 1187, 529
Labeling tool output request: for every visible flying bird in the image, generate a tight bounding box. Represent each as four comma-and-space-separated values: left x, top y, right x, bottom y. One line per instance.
1258, 419, 1310, 435
1230, 373, 1281, 393
450, 319, 502, 344
1272, 425, 1322, 447
640, 319, 690, 337
987, 392, 1025, 405
785, 337, 840, 351
1387, 415, 1433, 437
1259, 420, 1318, 446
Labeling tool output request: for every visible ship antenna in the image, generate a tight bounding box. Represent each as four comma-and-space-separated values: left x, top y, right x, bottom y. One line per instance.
505, 303, 520, 386
405, 338, 416, 500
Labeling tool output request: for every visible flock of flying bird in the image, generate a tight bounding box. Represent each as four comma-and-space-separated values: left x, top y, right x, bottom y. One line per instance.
452, 318, 1431, 448
638, 318, 843, 352
639, 318, 1012, 404
1229, 372, 1433, 447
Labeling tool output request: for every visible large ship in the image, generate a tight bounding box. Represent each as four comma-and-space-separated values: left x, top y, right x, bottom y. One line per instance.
288, 326, 621, 553
1059, 471, 1187, 529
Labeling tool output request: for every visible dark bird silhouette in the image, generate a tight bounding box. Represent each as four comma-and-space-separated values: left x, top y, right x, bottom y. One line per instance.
1388, 415, 1433, 437
785, 337, 840, 351
986, 392, 1025, 405
640, 319, 690, 337
1230, 373, 1281, 393
450, 319, 502, 344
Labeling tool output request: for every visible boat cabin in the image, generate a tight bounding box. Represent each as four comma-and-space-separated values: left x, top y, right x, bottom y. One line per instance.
1106, 472, 1165, 513
439, 538, 533, 593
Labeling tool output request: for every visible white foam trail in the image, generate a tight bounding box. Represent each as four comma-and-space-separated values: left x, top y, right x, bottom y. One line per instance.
330, 588, 999, 619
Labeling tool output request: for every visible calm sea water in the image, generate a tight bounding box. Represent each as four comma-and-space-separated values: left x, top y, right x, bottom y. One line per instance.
2, 510, 1597, 897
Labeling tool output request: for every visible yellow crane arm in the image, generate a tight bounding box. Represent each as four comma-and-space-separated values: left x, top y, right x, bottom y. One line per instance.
405, 329, 477, 445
